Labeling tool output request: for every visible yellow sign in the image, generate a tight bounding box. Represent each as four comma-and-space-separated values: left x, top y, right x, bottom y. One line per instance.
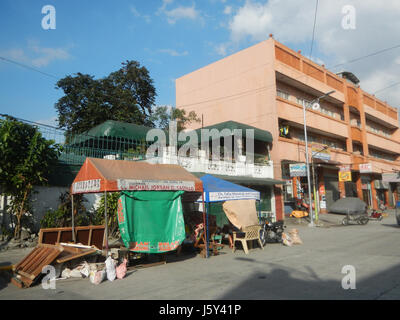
339, 171, 352, 182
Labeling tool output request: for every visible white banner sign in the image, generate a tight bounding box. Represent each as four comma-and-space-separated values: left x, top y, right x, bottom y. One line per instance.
117, 179, 196, 191
359, 163, 372, 173
72, 179, 101, 193
208, 191, 260, 202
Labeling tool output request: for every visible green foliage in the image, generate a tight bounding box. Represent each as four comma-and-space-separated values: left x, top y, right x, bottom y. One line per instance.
0, 116, 60, 238
149, 106, 201, 132
55, 60, 157, 134
40, 192, 88, 228
93, 192, 120, 237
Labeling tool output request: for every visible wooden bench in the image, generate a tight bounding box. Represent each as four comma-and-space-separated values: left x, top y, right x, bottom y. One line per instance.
232, 225, 264, 254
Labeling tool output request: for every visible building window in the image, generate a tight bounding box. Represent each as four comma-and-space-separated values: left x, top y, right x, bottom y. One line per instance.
296, 97, 311, 109
277, 90, 290, 100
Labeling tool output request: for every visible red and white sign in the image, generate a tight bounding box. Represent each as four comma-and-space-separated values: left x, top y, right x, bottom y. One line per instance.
339, 165, 351, 172
359, 163, 372, 173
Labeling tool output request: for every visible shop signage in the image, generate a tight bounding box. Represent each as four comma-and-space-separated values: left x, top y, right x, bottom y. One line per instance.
339, 165, 351, 172
312, 146, 331, 161
117, 179, 196, 191
319, 185, 326, 195
382, 173, 400, 183
289, 163, 307, 177
208, 191, 260, 202
359, 163, 372, 173
72, 179, 101, 193
339, 171, 352, 182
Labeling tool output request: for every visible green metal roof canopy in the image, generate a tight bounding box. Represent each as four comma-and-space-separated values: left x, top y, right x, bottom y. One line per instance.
195, 121, 273, 143
82, 120, 153, 140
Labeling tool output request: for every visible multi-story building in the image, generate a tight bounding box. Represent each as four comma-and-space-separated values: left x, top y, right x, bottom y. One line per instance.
176, 35, 400, 215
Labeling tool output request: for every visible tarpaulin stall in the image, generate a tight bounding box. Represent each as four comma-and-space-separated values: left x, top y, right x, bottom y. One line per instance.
70, 158, 204, 252
197, 174, 261, 257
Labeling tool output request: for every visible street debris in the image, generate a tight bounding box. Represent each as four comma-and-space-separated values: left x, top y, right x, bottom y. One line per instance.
288, 229, 303, 245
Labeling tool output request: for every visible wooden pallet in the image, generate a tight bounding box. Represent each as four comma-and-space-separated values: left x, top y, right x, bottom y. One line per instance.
55, 245, 97, 264
13, 244, 64, 288
38, 225, 105, 250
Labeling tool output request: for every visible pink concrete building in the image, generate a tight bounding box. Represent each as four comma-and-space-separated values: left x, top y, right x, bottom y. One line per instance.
176, 36, 400, 217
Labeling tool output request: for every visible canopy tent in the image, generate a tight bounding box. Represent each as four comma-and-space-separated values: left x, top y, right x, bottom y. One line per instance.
198, 174, 260, 203
69, 158, 204, 251
71, 157, 203, 194
196, 174, 261, 257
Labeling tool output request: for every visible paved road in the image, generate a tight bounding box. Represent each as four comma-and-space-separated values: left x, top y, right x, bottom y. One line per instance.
1, 212, 400, 300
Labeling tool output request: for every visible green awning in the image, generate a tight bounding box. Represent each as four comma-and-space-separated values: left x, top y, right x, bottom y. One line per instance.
80, 120, 153, 141
192, 173, 285, 186
194, 121, 273, 143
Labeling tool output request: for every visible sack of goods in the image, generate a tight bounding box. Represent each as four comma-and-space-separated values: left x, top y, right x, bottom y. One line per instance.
105, 256, 117, 281
282, 233, 293, 247
288, 228, 303, 245
116, 258, 128, 280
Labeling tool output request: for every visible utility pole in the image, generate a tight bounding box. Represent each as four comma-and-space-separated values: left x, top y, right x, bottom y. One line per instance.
303, 90, 335, 227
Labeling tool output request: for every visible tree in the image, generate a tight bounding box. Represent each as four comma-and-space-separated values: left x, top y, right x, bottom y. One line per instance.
150, 106, 201, 132
55, 60, 156, 134
0, 117, 60, 238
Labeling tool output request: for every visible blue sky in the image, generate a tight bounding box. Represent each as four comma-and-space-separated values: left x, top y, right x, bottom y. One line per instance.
1, 0, 399, 126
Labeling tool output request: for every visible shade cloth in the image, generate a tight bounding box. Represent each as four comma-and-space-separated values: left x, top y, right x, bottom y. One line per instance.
118, 191, 186, 253
222, 200, 259, 230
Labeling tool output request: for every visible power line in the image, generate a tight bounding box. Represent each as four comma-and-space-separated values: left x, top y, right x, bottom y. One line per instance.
309, 0, 319, 60
373, 80, 400, 95
0, 56, 58, 80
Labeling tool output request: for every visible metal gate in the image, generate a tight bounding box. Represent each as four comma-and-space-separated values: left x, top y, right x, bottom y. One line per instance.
324, 175, 340, 211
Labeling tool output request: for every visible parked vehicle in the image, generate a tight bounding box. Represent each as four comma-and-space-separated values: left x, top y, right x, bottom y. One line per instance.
329, 197, 369, 226
396, 201, 400, 226
341, 212, 369, 225
369, 210, 383, 221
260, 220, 286, 246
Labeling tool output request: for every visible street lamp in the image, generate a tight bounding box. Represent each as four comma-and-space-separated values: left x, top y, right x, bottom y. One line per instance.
303, 90, 335, 227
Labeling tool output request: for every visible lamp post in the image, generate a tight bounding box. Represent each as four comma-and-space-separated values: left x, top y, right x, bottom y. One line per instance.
303, 90, 335, 227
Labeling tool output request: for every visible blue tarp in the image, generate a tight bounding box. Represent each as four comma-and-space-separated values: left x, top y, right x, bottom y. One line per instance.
198, 174, 260, 203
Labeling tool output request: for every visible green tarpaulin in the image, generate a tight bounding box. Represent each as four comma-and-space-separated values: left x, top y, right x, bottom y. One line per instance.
117, 191, 186, 253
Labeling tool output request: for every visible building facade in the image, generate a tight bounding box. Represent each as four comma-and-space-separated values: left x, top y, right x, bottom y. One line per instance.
176, 36, 400, 214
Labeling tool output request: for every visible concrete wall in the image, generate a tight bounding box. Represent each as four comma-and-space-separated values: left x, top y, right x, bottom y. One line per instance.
0, 187, 102, 234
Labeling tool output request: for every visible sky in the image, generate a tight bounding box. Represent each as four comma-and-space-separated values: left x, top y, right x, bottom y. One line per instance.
1, 0, 400, 127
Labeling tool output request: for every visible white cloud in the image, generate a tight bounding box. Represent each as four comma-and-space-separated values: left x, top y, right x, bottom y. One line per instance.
131, 5, 151, 23
219, 0, 400, 107
0, 41, 71, 68
215, 43, 229, 56
165, 5, 199, 24
157, 1, 201, 25
159, 48, 189, 57
223, 6, 232, 15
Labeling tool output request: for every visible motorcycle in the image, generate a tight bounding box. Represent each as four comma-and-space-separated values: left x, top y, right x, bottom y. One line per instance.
369, 210, 383, 221
260, 220, 286, 246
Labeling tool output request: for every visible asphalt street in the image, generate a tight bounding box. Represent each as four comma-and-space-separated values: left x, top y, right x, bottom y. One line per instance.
1, 212, 400, 300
